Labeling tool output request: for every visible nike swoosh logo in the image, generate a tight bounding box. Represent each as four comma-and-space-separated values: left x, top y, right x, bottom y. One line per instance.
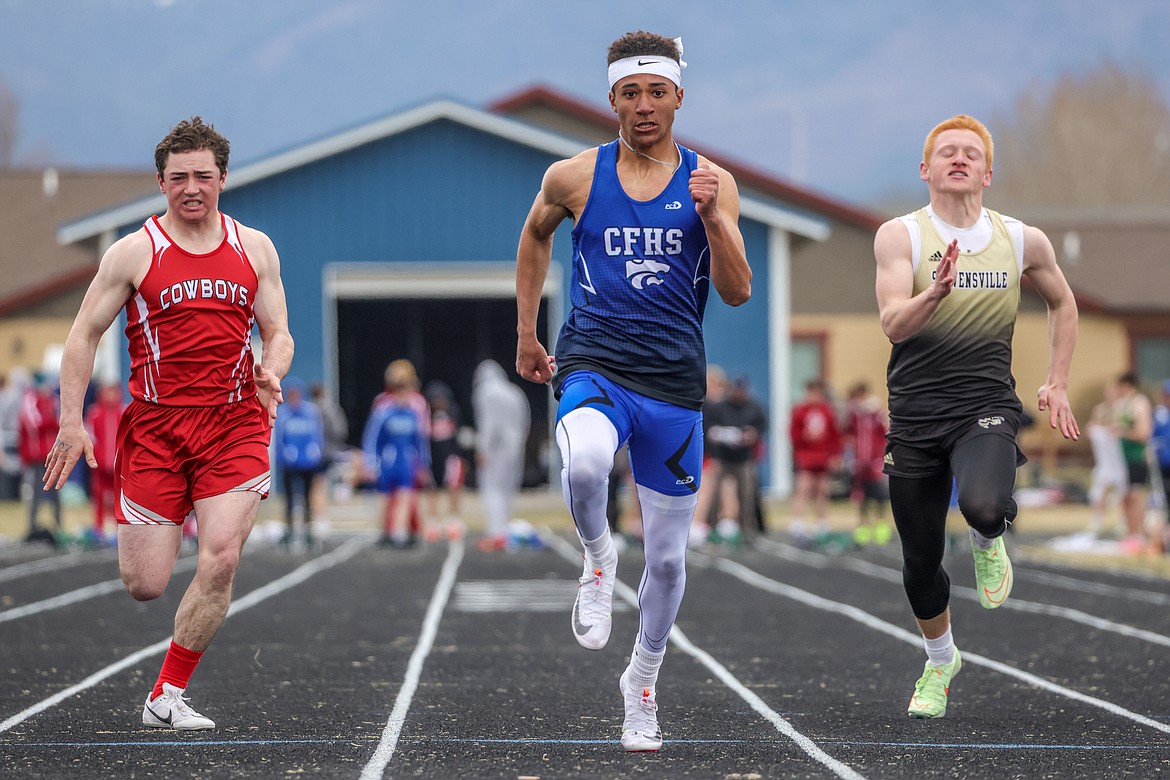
637, 59, 658, 66
146, 702, 173, 726
572, 596, 592, 635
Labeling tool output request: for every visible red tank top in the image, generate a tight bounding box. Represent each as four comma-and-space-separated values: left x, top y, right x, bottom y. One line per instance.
125, 214, 259, 406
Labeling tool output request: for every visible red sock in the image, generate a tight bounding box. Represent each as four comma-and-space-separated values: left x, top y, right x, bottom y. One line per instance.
409, 492, 421, 535
152, 641, 203, 699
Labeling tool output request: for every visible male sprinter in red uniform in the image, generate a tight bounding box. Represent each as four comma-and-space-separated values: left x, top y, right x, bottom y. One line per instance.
44, 117, 293, 730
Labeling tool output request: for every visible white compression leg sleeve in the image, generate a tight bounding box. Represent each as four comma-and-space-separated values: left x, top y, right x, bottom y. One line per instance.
556, 408, 620, 545
635, 485, 697, 653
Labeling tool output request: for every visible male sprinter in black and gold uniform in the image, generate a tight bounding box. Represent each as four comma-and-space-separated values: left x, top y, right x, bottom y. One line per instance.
873, 114, 1080, 719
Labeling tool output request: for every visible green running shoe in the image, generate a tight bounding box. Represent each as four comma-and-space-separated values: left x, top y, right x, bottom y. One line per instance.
907, 648, 962, 719
973, 535, 1013, 609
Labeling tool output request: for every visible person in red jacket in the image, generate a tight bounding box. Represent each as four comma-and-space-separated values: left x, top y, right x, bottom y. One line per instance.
843, 381, 892, 545
19, 372, 61, 543
789, 379, 842, 530
85, 382, 126, 542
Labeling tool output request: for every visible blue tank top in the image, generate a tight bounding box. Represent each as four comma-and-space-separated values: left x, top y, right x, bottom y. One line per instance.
363, 402, 425, 472
553, 140, 710, 410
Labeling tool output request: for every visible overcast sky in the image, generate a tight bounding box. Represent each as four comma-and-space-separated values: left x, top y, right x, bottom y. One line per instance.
2, 0, 1169, 208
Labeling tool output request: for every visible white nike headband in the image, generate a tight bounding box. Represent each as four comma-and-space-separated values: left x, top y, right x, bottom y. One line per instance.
608, 37, 687, 88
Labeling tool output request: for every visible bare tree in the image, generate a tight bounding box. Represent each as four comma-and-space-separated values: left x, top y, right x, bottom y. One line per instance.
991, 60, 1170, 208
0, 72, 17, 168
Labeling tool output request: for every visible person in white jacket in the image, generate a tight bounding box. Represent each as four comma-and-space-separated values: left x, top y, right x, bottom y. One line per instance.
472, 360, 530, 550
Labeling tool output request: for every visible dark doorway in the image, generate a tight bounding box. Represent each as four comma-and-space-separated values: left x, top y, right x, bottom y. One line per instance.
335, 296, 552, 487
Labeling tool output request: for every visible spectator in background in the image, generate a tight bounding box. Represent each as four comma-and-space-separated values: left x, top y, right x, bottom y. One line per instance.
844, 381, 891, 546
1115, 372, 1153, 553
0, 369, 27, 501
705, 375, 768, 545
371, 359, 430, 543
789, 379, 842, 533
20, 372, 61, 544
364, 360, 429, 548
472, 360, 530, 552
85, 381, 125, 543
273, 377, 325, 549
310, 381, 349, 515
423, 380, 468, 542
1085, 380, 1127, 538
1152, 380, 1170, 551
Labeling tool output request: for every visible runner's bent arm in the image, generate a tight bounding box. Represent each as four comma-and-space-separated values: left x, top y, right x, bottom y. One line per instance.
515, 156, 584, 385
247, 227, 294, 426
692, 159, 750, 306
874, 220, 957, 344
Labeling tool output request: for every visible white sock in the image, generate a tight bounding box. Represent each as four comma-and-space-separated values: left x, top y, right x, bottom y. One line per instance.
924, 627, 955, 666
627, 643, 666, 691
581, 529, 618, 568
970, 528, 995, 550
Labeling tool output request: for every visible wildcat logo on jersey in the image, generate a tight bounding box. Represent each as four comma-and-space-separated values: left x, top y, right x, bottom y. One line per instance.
626, 258, 671, 289
159, 278, 251, 310
977, 415, 1005, 429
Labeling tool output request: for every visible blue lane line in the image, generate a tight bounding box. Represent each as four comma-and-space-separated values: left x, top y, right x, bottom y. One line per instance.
5, 738, 1170, 749
4, 738, 379, 747
821, 741, 1170, 750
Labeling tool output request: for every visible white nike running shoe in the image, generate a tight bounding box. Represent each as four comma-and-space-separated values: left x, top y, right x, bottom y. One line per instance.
619, 669, 662, 752
142, 683, 215, 730
571, 554, 617, 650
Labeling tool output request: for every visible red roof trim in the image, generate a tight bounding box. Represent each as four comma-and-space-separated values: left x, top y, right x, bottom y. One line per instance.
0, 264, 95, 317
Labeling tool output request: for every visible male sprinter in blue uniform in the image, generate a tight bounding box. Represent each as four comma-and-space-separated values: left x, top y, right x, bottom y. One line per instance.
515, 30, 750, 752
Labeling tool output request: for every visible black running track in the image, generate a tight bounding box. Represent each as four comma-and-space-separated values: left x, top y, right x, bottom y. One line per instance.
2, 523, 1169, 779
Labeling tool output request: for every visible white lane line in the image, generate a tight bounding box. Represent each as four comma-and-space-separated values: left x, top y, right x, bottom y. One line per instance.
0, 558, 197, 624
713, 556, 1170, 736
543, 530, 866, 780
360, 538, 464, 780
0, 549, 120, 583
791, 537, 1170, 603
452, 579, 633, 613
0, 534, 373, 735
1016, 568, 1170, 606
756, 538, 1170, 649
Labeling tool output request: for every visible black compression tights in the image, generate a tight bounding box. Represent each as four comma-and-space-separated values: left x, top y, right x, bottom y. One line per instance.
889, 434, 1020, 620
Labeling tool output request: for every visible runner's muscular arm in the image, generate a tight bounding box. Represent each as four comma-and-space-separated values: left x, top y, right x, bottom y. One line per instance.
1022, 224, 1080, 440
874, 219, 957, 344
515, 154, 590, 384
44, 232, 148, 488
245, 227, 294, 427
692, 158, 750, 306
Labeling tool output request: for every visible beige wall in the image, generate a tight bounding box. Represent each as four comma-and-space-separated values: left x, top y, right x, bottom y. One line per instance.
0, 317, 72, 378
789, 223, 880, 315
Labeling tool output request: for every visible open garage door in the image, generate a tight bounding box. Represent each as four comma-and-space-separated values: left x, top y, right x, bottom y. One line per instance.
326, 263, 561, 488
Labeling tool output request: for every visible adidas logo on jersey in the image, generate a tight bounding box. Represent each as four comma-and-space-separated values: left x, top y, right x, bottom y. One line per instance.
928, 250, 943, 263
